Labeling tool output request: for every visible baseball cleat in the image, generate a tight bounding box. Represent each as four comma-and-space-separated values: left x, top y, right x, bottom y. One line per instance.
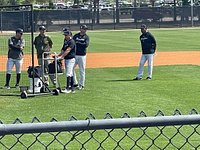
78, 86, 84, 90
74, 84, 78, 87
4, 85, 10, 89
15, 84, 19, 88
133, 77, 142, 80
62, 88, 72, 94
146, 77, 152, 80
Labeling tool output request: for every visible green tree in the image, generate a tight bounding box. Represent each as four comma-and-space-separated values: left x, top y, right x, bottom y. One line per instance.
0, 0, 8, 5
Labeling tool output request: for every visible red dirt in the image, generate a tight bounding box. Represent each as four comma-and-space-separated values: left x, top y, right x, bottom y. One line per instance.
86, 51, 200, 68
0, 51, 200, 71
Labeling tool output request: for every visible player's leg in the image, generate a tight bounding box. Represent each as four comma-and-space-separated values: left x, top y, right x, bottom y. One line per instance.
15, 59, 23, 87
147, 54, 154, 79
73, 55, 79, 86
78, 55, 86, 89
5, 58, 14, 88
64, 58, 75, 93
137, 54, 147, 79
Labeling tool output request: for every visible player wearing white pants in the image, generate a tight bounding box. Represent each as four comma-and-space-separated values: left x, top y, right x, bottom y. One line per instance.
58, 30, 76, 93
65, 58, 75, 77
73, 55, 86, 88
137, 54, 154, 79
6, 58, 23, 74
133, 24, 156, 80
73, 24, 89, 90
4, 28, 25, 89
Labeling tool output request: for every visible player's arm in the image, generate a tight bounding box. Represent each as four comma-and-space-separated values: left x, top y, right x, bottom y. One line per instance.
85, 36, 89, 48
8, 38, 21, 50
33, 37, 37, 48
58, 41, 73, 58
20, 39, 25, 50
150, 34, 156, 51
58, 47, 72, 58
77, 36, 90, 48
48, 36, 53, 48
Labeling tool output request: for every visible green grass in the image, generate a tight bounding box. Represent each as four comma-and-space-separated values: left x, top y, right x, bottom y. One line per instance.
0, 65, 199, 122
49, 28, 200, 53
1, 28, 200, 55
0, 28, 200, 149
0, 65, 199, 149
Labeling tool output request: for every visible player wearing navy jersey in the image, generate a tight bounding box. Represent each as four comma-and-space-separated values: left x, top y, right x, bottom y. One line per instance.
58, 30, 76, 93
73, 24, 89, 90
133, 24, 156, 80
4, 28, 25, 89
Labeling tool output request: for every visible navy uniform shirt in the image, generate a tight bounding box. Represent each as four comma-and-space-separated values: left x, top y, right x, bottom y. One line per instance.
73, 33, 89, 56
8, 36, 25, 59
140, 32, 156, 54
62, 38, 76, 59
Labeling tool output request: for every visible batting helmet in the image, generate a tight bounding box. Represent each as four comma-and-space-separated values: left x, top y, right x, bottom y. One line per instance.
80, 24, 88, 30
16, 28, 23, 34
39, 26, 46, 30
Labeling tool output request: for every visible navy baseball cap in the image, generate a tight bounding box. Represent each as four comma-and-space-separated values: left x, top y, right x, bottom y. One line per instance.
16, 28, 23, 34
80, 24, 88, 30
140, 24, 147, 29
63, 30, 72, 36
63, 27, 70, 32
39, 26, 46, 30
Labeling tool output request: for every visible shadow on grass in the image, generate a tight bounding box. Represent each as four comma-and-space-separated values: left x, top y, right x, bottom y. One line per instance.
0, 94, 20, 97
0, 86, 21, 97
107, 79, 134, 82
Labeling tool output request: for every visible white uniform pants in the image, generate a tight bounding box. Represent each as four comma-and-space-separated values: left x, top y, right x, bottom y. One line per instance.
65, 58, 75, 77
137, 54, 154, 78
6, 58, 23, 74
73, 55, 86, 87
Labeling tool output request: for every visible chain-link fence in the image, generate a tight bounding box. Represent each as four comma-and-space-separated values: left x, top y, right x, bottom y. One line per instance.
32, 6, 200, 30
0, 109, 199, 149
1, 5, 200, 31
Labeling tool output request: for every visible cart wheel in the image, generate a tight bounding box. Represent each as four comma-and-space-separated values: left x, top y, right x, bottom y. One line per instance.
53, 89, 59, 95
21, 91, 28, 99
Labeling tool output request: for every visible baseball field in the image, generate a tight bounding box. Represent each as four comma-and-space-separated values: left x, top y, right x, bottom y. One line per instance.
0, 27, 200, 120
0, 28, 199, 149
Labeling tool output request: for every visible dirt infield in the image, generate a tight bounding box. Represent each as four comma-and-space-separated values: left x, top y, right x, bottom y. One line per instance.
0, 51, 200, 71
87, 51, 200, 68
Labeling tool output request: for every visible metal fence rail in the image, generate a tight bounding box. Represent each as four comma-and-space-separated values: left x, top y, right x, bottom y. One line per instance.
0, 109, 199, 149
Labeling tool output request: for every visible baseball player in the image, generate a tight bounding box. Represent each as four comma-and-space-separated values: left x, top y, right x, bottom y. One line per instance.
133, 24, 157, 80
4, 28, 25, 89
58, 30, 76, 93
73, 24, 89, 90
34, 26, 56, 86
